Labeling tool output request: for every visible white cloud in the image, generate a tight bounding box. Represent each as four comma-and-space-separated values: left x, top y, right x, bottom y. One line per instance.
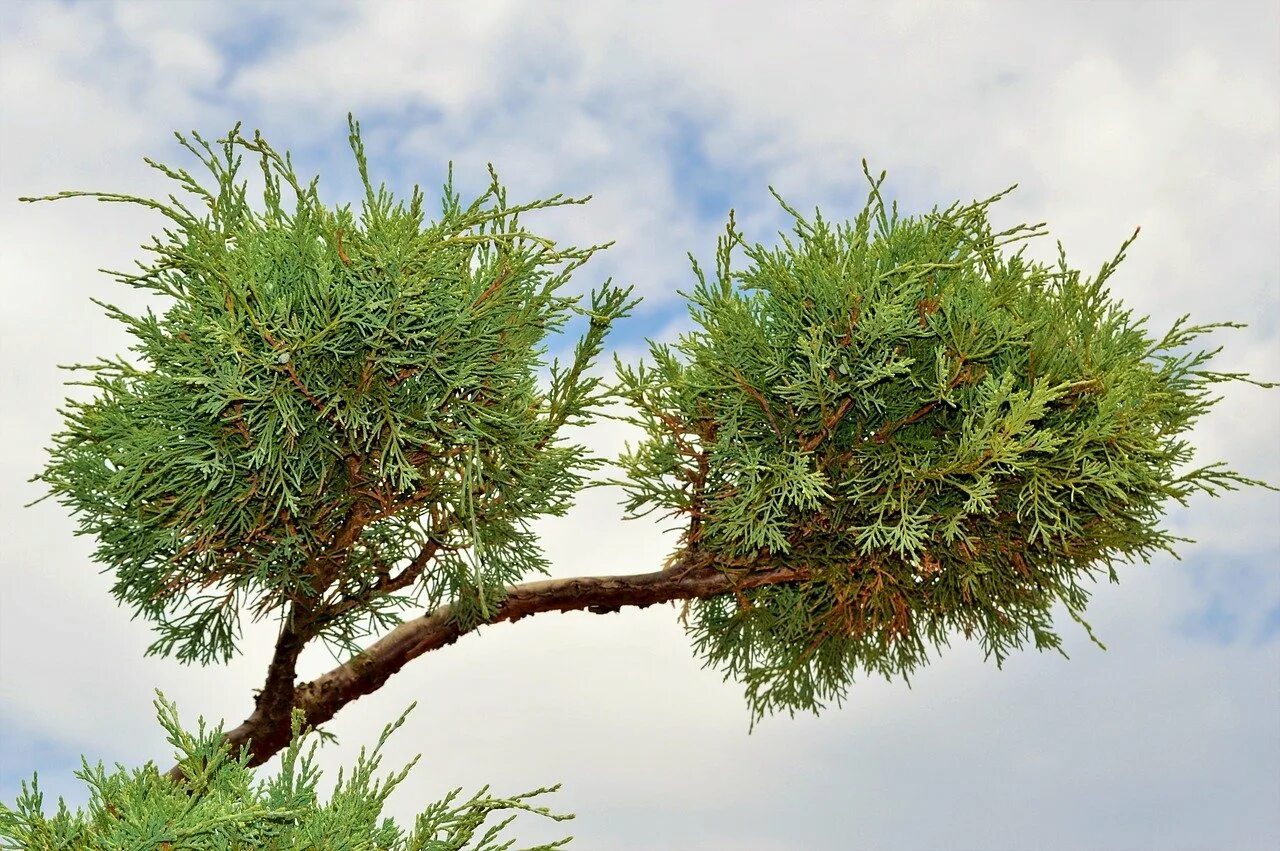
1, 1, 1277, 848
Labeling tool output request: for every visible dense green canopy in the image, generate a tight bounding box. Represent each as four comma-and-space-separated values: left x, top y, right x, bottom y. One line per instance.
28, 118, 636, 665
614, 167, 1273, 719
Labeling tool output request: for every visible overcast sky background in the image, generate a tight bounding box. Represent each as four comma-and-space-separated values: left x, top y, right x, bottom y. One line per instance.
1, 2, 1278, 849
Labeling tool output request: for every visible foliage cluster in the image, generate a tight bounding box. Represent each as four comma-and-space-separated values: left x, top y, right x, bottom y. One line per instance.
26, 118, 636, 665
0, 694, 570, 850
615, 168, 1273, 718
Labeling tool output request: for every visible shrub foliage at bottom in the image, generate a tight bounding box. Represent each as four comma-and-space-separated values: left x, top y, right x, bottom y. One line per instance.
0, 692, 571, 850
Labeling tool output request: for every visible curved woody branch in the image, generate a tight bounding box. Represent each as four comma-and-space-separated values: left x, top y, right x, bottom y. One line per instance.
166, 554, 808, 782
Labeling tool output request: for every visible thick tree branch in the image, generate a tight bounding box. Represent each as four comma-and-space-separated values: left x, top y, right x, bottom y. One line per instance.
167, 554, 808, 781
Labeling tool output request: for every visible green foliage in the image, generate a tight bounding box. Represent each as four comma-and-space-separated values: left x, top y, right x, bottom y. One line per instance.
16, 116, 1273, 831
24, 117, 636, 664
614, 164, 1275, 721
0, 693, 571, 850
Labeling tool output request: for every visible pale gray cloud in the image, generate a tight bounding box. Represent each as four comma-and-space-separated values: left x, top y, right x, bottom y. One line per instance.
2, 2, 1277, 849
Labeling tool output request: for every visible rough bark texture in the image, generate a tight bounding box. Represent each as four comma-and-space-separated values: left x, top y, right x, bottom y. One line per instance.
166, 555, 808, 782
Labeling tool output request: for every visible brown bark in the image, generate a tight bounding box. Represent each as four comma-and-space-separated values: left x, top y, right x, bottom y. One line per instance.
166, 554, 808, 782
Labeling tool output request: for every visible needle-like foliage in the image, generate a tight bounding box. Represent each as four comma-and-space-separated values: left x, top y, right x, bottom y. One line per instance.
0, 693, 572, 850
12, 119, 1275, 846
25, 117, 637, 665
614, 164, 1275, 720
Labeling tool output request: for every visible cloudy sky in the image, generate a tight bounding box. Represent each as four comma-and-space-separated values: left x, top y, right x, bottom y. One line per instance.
1, 2, 1278, 848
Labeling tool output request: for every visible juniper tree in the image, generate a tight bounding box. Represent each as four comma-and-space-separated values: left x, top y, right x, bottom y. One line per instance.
4, 117, 1272, 846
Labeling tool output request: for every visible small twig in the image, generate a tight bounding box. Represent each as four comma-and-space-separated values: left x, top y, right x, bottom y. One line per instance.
317, 539, 443, 623
872, 399, 941, 444
801, 396, 854, 452
472, 264, 512, 308
283, 362, 332, 418
872, 362, 977, 444
733, 369, 785, 440
262, 330, 341, 426
335, 228, 351, 266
